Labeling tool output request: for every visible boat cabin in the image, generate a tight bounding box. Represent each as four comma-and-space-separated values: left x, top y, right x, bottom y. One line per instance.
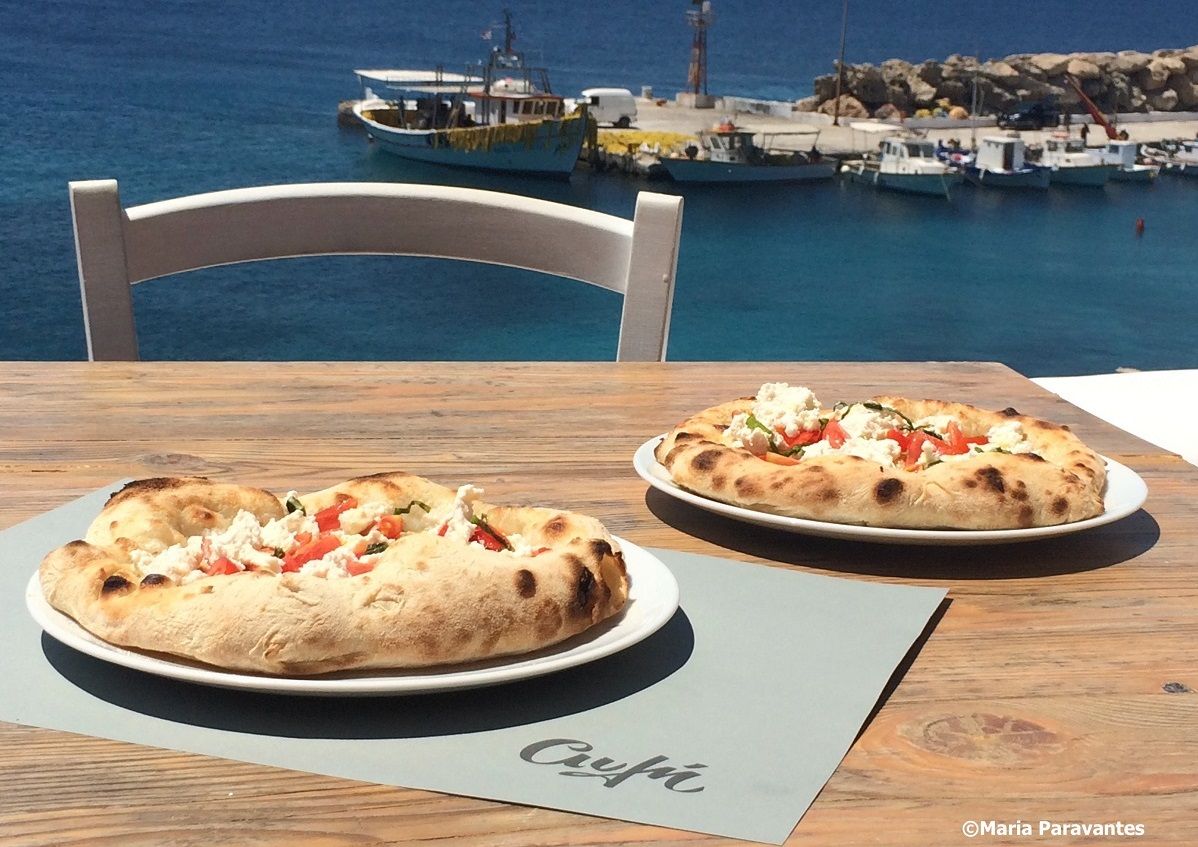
1046, 137, 1087, 155
701, 130, 759, 164
977, 136, 1027, 173
881, 139, 937, 161
1105, 140, 1138, 168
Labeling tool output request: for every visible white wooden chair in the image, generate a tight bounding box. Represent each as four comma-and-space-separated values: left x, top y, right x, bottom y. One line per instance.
69, 180, 683, 362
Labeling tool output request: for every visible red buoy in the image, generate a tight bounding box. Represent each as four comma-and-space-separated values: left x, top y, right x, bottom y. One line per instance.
1135, 218, 1145, 236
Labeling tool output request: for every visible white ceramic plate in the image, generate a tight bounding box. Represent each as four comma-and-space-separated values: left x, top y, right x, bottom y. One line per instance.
634, 436, 1148, 546
27, 537, 679, 696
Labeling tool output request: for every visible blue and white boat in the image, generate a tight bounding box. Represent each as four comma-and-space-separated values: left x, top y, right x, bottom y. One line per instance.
659, 125, 836, 183
1099, 140, 1159, 183
351, 16, 587, 178
965, 135, 1050, 189
1034, 136, 1116, 187
844, 137, 964, 198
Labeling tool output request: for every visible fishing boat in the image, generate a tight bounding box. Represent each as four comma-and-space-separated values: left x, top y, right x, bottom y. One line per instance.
658, 123, 836, 183
964, 135, 1050, 189
1031, 135, 1116, 186
843, 137, 964, 198
351, 15, 587, 177
1098, 140, 1160, 183
1143, 139, 1198, 177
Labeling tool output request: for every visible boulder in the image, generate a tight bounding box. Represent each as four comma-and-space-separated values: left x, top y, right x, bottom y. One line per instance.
794, 95, 821, 113
818, 94, 869, 119
1027, 52, 1071, 75
1168, 76, 1198, 108
880, 58, 913, 84
906, 71, 938, 106
814, 74, 839, 102
1155, 56, 1188, 75
1139, 60, 1171, 91
935, 79, 968, 104
1066, 58, 1102, 80
885, 82, 913, 112
873, 103, 903, 121
948, 105, 970, 119
844, 64, 888, 105
916, 60, 943, 87
980, 60, 1020, 82
1191, 67, 1198, 85
1148, 88, 1179, 111
1110, 51, 1152, 74
1181, 47, 1198, 70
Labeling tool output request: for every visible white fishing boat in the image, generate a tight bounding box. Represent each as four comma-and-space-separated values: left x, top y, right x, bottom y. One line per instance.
351, 14, 587, 177
1033, 136, 1116, 186
965, 135, 1049, 189
844, 137, 964, 198
659, 123, 836, 183
1143, 139, 1198, 177
1098, 140, 1160, 183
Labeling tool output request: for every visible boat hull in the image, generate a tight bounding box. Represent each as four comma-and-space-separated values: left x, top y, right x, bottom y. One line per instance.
660, 158, 836, 183
1042, 164, 1115, 186
1162, 162, 1198, 178
847, 165, 962, 198
357, 110, 586, 177
1109, 165, 1159, 183
965, 166, 1050, 189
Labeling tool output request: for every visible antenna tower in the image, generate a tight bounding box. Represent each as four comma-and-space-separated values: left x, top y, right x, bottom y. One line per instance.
685, 1, 713, 95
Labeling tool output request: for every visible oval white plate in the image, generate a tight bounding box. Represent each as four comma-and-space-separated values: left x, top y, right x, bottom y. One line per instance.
27, 537, 679, 696
634, 436, 1148, 546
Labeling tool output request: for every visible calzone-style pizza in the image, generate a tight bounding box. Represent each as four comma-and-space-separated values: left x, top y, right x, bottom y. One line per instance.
39, 472, 629, 675
655, 383, 1107, 530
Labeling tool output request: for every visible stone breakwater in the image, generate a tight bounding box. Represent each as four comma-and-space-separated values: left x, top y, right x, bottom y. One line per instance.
798, 46, 1198, 120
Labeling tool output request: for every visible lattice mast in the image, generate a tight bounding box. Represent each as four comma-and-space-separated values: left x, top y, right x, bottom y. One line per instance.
686, 1, 713, 95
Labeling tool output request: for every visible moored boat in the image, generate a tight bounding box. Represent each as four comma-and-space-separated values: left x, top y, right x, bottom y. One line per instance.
1099, 140, 1160, 183
844, 137, 964, 198
1033, 136, 1116, 186
659, 123, 836, 183
1143, 139, 1198, 177
965, 135, 1050, 189
351, 14, 587, 178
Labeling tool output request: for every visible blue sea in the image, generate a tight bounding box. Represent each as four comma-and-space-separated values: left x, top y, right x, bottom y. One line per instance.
3, 0, 1196, 375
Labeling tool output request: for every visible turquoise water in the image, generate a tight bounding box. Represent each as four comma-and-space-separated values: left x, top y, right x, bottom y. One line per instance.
3, 0, 1196, 374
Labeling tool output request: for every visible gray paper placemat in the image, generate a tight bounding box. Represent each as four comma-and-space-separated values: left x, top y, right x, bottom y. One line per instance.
0, 485, 946, 844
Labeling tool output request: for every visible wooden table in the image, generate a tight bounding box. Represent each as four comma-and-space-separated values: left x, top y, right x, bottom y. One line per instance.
2, 362, 1195, 846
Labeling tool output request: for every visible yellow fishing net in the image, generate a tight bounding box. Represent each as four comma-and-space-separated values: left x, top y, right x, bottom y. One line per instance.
595, 130, 698, 156
433, 113, 586, 152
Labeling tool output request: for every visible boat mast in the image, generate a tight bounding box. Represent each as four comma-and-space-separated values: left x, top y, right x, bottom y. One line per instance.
686, 1, 713, 96
832, 0, 849, 126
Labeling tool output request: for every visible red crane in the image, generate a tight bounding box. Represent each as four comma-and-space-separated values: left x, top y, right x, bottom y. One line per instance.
1065, 74, 1119, 140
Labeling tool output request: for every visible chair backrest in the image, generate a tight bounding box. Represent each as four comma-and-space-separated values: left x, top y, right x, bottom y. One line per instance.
69, 180, 683, 362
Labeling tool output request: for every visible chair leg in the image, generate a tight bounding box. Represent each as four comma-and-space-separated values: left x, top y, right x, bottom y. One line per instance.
70, 180, 139, 361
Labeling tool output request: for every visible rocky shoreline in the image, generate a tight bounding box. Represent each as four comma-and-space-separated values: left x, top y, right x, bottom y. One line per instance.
798, 46, 1198, 120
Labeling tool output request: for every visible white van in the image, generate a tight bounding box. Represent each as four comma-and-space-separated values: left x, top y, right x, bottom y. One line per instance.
579, 88, 637, 128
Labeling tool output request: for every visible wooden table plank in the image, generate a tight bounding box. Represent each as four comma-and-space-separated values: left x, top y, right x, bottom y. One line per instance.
1, 362, 1195, 846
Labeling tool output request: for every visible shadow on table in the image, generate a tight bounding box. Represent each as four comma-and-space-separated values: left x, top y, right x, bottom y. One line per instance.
43, 608, 695, 739
645, 490, 1160, 580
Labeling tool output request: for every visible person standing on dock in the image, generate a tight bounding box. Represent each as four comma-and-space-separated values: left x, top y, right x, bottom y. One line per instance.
1080, 123, 1089, 146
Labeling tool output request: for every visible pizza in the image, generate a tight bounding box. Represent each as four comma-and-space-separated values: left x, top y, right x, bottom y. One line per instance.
39, 472, 630, 675
654, 382, 1107, 530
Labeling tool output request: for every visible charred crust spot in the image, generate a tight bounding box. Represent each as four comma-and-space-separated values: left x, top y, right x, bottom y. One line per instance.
673, 431, 699, 442
976, 466, 1006, 494
769, 478, 787, 491
1012, 488, 1029, 502
352, 470, 414, 482
101, 575, 132, 594
106, 477, 208, 507
1000, 407, 1020, 417
691, 449, 722, 472
1074, 461, 1090, 469
734, 476, 763, 498
589, 538, 613, 560
542, 516, 568, 538
139, 573, 171, 587
64, 540, 91, 550
1051, 497, 1069, 516
1023, 453, 1046, 462
713, 424, 728, 433
816, 487, 839, 502
1018, 505, 1035, 527
512, 565, 536, 599
963, 479, 978, 489
711, 473, 727, 489
874, 478, 904, 504
571, 561, 597, 615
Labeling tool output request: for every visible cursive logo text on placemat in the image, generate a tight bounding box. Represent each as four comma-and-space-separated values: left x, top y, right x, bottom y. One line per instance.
520, 738, 707, 793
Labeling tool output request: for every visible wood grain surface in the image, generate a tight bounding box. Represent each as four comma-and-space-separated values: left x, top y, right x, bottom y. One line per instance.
1, 362, 1195, 847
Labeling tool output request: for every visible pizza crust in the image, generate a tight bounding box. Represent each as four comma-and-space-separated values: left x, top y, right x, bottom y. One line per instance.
655, 396, 1106, 530
40, 474, 629, 675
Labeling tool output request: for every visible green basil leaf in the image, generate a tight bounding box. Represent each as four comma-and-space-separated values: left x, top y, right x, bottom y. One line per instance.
285, 495, 305, 514
394, 500, 430, 515
364, 541, 389, 555
745, 413, 772, 434
272, 547, 286, 558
